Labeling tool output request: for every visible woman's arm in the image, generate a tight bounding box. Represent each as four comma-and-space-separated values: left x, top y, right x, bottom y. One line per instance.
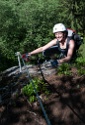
28, 39, 57, 56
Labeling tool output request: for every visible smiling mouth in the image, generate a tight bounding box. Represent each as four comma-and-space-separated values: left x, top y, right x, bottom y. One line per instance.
57, 37, 62, 39
57, 37, 62, 41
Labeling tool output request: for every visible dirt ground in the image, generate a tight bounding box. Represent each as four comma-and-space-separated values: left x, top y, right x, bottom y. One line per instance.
0, 65, 85, 125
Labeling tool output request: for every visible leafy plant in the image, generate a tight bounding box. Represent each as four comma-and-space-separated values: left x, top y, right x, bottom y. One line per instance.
22, 78, 50, 103
75, 57, 85, 68
78, 67, 85, 75
57, 63, 71, 75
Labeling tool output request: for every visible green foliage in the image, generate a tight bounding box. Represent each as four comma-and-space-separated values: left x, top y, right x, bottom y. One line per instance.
17, 0, 60, 52
22, 78, 50, 103
74, 56, 85, 75
80, 38, 85, 58
58, 0, 85, 34
78, 67, 85, 75
0, 0, 60, 70
75, 57, 85, 67
57, 63, 71, 75
57, 56, 85, 76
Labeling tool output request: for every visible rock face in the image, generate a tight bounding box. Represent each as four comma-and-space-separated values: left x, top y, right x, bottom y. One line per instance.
1, 61, 57, 77
0, 61, 85, 125
0, 61, 57, 105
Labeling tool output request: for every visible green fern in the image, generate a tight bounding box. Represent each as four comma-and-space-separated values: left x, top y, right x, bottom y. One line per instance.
75, 57, 85, 67
57, 63, 71, 75
22, 78, 50, 103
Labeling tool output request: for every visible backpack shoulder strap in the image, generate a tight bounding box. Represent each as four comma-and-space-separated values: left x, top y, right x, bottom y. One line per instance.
66, 37, 71, 48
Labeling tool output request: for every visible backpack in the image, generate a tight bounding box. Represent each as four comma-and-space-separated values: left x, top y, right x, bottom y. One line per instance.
67, 28, 83, 50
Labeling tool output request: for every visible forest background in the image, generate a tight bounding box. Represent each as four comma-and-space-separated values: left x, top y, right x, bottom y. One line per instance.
0, 0, 85, 71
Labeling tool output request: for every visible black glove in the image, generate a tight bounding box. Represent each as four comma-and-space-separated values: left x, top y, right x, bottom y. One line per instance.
50, 59, 58, 67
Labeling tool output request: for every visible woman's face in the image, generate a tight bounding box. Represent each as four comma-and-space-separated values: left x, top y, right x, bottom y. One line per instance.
55, 32, 64, 41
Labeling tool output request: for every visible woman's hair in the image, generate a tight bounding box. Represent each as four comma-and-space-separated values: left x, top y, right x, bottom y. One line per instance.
63, 30, 68, 38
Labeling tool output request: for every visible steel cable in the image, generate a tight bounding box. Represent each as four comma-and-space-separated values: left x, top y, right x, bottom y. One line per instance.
16, 52, 52, 125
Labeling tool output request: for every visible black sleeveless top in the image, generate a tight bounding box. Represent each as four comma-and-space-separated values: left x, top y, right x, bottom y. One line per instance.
57, 37, 76, 60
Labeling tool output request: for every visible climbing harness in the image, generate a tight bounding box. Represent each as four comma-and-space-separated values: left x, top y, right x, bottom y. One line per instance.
16, 52, 52, 125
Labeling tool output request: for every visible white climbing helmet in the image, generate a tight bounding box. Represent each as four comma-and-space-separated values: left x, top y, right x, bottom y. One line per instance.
53, 23, 67, 33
